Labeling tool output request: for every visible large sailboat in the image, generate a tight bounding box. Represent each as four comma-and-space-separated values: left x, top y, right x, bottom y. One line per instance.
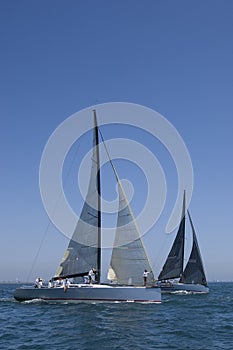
157, 192, 209, 294
14, 111, 161, 303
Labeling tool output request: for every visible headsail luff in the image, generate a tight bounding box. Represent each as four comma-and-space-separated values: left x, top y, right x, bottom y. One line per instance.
55, 112, 101, 281
158, 191, 186, 281
179, 211, 207, 285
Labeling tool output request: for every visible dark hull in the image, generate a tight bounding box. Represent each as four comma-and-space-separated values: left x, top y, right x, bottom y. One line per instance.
159, 282, 209, 294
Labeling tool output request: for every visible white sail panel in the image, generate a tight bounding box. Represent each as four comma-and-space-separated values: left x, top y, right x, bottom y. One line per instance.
109, 183, 154, 286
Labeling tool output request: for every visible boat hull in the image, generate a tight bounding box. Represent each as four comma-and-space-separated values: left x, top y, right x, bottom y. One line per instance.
159, 282, 209, 294
14, 284, 161, 303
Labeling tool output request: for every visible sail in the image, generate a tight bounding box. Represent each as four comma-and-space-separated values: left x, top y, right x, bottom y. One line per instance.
180, 211, 207, 285
109, 181, 154, 286
158, 192, 186, 281
55, 112, 101, 281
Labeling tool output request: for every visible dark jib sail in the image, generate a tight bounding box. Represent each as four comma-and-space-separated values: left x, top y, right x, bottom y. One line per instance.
179, 211, 207, 285
158, 192, 186, 281
55, 111, 101, 282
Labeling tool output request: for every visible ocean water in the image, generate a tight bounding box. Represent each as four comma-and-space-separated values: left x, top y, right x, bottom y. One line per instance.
0, 282, 232, 350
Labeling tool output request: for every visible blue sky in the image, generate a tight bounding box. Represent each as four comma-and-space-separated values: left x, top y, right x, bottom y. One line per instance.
0, 0, 232, 282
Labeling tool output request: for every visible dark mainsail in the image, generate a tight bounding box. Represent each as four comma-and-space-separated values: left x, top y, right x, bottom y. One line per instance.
55, 111, 101, 282
158, 192, 186, 281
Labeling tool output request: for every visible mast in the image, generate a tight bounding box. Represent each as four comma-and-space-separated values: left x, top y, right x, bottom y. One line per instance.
93, 110, 101, 283
180, 190, 186, 277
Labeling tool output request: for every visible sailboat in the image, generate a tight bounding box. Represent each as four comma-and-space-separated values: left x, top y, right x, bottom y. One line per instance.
157, 192, 209, 294
14, 111, 161, 303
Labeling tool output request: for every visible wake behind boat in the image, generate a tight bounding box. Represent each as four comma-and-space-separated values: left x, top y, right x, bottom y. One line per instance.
157, 192, 209, 294
14, 111, 161, 303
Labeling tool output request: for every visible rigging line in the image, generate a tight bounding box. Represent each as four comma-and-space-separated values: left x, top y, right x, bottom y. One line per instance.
27, 142, 81, 282
98, 127, 119, 183
26, 220, 52, 283
98, 128, 141, 235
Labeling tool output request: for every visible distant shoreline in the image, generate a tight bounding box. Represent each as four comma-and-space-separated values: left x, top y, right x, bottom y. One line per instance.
0, 280, 232, 284
0, 281, 33, 284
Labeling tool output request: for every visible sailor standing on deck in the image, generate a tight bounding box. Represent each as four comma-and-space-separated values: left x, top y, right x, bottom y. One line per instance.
88, 268, 96, 284
34, 277, 39, 288
48, 279, 53, 288
63, 278, 70, 292
35, 277, 43, 288
143, 270, 150, 286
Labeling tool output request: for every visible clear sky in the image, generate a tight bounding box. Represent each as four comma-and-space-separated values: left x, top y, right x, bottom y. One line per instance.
0, 0, 232, 282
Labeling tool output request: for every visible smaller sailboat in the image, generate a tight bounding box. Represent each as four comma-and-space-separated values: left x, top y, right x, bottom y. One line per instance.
14, 111, 161, 303
157, 192, 209, 294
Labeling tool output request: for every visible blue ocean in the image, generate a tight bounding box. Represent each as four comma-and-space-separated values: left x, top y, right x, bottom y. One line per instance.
0, 282, 232, 349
